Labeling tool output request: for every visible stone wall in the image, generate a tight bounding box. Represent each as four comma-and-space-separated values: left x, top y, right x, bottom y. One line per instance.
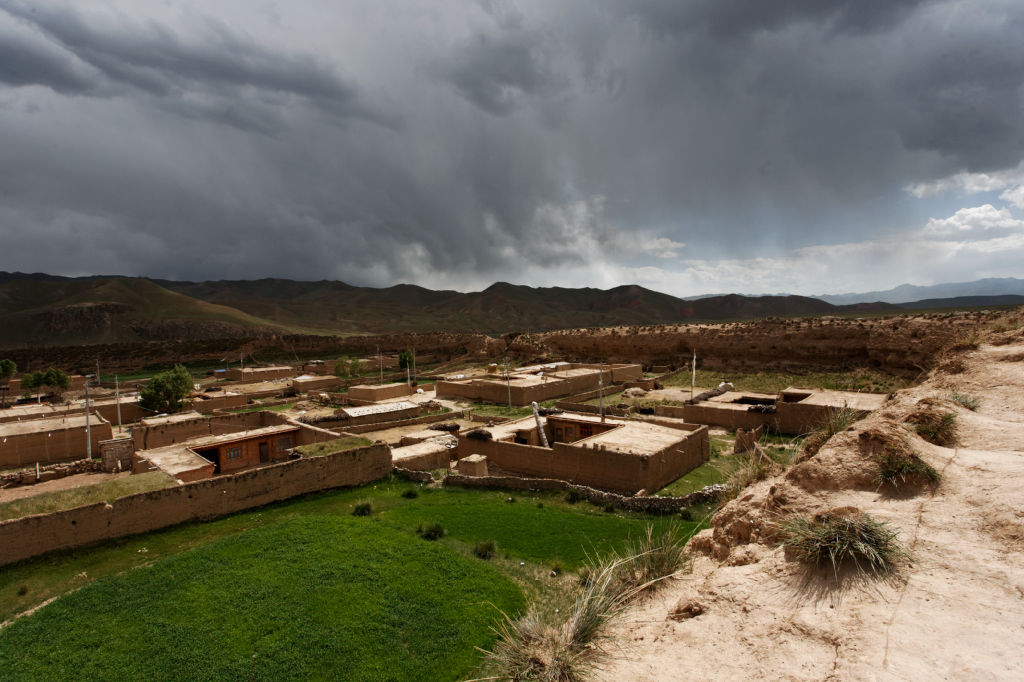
0, 443, 392, 567
442, 473, 720, 512
0, 458, 104, 488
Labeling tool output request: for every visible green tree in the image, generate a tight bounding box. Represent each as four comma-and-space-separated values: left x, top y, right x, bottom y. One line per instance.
140, 365, 193, 413
398, 349, 413, 370
0, 358, 16, 408
22, 367, 70, 401
334, 357, 365, 378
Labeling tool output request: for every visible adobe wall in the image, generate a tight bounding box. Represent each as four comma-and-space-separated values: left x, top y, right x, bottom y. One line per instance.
131, 412, 288, 451
190, 393, 249, 413
225, 367, 295, 381
656, 404, 777, 432
348, 383, 414, 401
457, 426, 709, 494
0, 415, 114, 468
0, 443, 392, 567
775, 402, 871, 435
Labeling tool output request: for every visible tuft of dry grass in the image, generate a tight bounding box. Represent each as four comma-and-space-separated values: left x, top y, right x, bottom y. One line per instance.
906, 408, 958, 446
781, 509, 910, 580
484, 526, 690, 680
799, 407, 864, 459
874, 448, 940, 489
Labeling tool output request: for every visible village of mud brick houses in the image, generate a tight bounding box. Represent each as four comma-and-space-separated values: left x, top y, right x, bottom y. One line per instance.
0, 354, 884, 566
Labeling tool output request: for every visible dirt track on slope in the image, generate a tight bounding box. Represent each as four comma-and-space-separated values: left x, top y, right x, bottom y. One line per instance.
604, 313, 1024, 680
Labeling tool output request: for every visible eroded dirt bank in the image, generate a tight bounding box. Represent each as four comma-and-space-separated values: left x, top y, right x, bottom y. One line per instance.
604, 313, 1024, 680
7, 311, 997, 378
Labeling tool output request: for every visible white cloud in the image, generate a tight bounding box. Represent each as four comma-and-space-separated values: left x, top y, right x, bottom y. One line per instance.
905, 162, 1024, 198
1001, 185, 1024, 210
921, 204, 1024, 238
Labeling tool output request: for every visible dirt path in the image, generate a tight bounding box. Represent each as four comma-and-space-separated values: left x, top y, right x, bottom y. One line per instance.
605, 332, 1024, 680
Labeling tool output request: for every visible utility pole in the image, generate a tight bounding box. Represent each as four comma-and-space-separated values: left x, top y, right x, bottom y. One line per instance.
84, 378, 92, 459
412, 348, 416, 384
115, 375, 123, 434
505, 358, 512, 409
96, 359, 101, 387
691, 349, 696, 401
378, 346, 383, 385
598, 362, 605, 423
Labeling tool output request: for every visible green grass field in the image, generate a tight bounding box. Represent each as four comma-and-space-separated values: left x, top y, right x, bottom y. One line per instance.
225, 401, 299, 414
0, 478, 701, 679
0, 516, 524, 681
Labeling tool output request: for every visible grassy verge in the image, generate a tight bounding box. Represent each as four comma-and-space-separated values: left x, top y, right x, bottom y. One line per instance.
295, 436, 374, 457
0, 472, 176, 522
655, 432, 735, 496
0, 516, 524, 681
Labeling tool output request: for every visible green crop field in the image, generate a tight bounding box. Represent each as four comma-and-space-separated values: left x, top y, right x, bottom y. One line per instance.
0, 478, 701, 680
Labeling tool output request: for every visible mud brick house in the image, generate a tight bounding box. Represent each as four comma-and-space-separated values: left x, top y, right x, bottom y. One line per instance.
457, 412, 708, 494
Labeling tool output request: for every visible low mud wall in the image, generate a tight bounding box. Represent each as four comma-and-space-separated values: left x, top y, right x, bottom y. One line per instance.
0, 443, 392, 567
442, 473, 719, 512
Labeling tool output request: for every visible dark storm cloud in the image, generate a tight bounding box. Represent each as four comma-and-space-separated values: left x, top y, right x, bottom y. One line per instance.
0, 0, 1022, 293
627, 0, 933, 39
0, 0, 377, 129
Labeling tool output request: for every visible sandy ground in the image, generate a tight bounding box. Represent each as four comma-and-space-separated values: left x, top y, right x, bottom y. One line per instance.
0, 471, 132, 503
604, 331, 1024, 680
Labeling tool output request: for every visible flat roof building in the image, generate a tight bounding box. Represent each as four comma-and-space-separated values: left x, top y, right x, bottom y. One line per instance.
437, 363, 642, 406
456, 412, 708, 494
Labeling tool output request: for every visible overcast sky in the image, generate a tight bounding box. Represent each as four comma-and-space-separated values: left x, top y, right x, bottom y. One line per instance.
1, 0, 1022, 296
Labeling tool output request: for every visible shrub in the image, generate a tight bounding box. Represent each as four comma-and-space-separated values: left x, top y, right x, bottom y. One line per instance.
565, 489, 584, 504
780, 509, 909, 580
400, 489, 419, 499
420, 522, 445, 540
875, 449, 940, 489
352, 502, 372, 517
679, 508, 694, 522
603, 503, 617, 514
550, 561, 564, 576
474, 540, 497, 560
949, 393, 980, 411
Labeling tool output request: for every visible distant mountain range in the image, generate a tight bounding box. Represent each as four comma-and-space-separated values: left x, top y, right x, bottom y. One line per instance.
0, 272, 1020, 348
815, 277, 1024, 305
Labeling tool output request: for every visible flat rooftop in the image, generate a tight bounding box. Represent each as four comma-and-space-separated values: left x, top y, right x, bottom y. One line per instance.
340, 401, 419, 418
478, 412, 698, 457
140, 411, 205, 427
392, 437, 456, 465
185, 424, 299, 449
0, 413, 105, 436
139, 443, 213, 478
782, 387, 887, 411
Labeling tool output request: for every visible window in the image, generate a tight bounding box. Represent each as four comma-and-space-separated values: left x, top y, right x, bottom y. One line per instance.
225, 446, 242, 460
277, 436, 292, 452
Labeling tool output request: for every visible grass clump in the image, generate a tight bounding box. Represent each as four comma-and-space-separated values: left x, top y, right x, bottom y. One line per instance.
401, 488, 419, 499
781, 508, 909, 580
875, 449, 940, 489
616, 526, 692, 595
948, 392, 981, 411
565, 489, 584, 504
484, 558, 632, 681
352, 501, 372, 516
907, 409, 958, 446
720, 450, 778, 497
420, 522, 446, 540
474, 540, 497, 560
800, 406, 864, 458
